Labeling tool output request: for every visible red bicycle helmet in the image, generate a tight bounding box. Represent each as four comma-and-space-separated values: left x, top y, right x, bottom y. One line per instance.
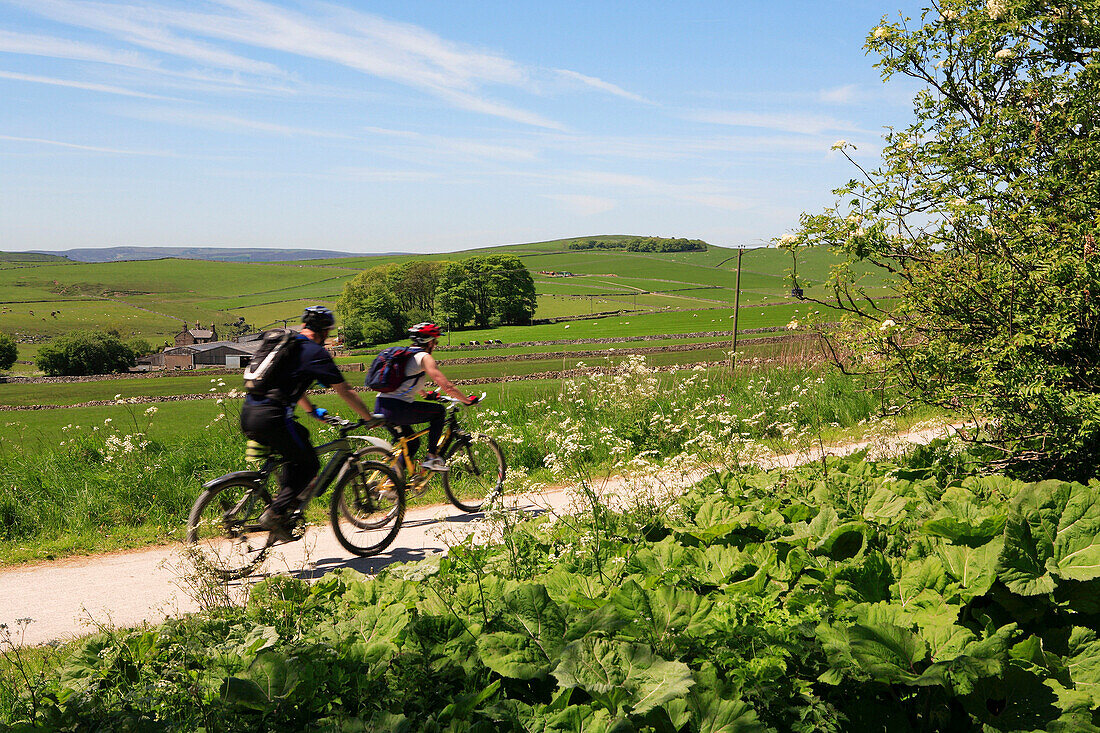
408, 322, 443, 344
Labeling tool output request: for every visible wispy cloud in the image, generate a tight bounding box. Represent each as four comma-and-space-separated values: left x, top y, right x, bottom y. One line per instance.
683, 109, 868, 136
817, 84, 859, 104
0, 69, 172, 99
131, 108, 353, 138
543, 193, 617, 216
554, 69, 653, 105
0, 133, 173, 155
9, 0, 569, 128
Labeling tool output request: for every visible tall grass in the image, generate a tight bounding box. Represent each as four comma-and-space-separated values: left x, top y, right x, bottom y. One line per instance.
0, 398, 245, 563
0, 358, 900, 564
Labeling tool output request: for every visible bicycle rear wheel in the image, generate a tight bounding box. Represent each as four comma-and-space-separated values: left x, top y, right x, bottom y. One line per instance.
186, 478, 272, 580
442, 434, 506, 512
330, 460, 406, 556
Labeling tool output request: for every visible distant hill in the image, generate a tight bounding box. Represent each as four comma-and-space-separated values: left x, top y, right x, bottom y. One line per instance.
0, 251, 71, 263
21, 247, 400, 263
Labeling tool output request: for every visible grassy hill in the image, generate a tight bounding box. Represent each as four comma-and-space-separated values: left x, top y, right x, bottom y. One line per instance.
0, 236, 887, 370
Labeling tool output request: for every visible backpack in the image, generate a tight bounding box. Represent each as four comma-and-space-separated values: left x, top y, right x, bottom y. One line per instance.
243, 328, 300, 397
366, 346, 423, 393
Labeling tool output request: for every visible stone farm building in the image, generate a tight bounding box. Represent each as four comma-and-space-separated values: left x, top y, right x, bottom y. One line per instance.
140, 340, 262, 370
175, 322, 218, 346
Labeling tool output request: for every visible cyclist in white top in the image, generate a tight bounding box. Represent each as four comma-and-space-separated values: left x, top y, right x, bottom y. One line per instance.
373, 322, 478, 471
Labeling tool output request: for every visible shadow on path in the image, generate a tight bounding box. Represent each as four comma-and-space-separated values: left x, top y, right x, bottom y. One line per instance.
290, 504, 547, 580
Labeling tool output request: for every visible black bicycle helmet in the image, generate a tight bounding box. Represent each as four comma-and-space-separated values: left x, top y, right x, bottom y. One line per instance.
302, 305, 336, 331
408, 322, 443, 345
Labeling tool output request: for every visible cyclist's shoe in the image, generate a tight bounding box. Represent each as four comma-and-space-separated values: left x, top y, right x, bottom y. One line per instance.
421, 456, 450, 472
258, 507, 294, 542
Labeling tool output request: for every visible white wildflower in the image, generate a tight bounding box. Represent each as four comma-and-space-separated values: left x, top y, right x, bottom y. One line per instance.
831, 139, 850, 151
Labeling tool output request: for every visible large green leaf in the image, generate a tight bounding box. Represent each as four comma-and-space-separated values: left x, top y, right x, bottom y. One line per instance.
896, 556, 949, 607
477, 584, 566, 679
921, 486, 1007, 546
1066, 627, 1100, 708
861, 485, 910, 524
847, 623, 929, 683
936, 538, 1002, 601
221, 651, 299, 710
553, 638, 694, 715
997, 480, 1100, 595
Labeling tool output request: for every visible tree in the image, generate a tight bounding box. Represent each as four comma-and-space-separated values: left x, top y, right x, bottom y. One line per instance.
35, 331, 136, 376
337, 264, 407, 347
791, 1, 1100, 478
126, 337, 153, 357
0, 332, 16, 372
434, 262, 477, 328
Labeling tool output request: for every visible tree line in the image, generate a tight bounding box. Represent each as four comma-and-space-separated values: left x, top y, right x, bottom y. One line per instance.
566, 237, 708, 252
337, 254, 536, 347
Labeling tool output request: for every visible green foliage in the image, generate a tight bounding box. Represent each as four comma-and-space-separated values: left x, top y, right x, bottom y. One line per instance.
567, 236, 709, 253
125, 337, 153, 357
792, 1, 1100, 479
12, 451, 1100, 730
34, 330, 136, 376
0, 332, 16, 371
436, 254, 537, 329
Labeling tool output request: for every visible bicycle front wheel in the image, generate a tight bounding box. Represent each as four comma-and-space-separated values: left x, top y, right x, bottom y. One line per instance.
442, 434, 506, 512
186, 478, 272, 580
330, 460, 406, 556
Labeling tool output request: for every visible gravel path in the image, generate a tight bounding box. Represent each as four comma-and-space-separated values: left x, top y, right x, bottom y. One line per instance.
0, 423, 960, 646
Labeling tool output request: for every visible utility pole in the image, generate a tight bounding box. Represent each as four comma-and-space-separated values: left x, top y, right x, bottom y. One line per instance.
716, 248, 745, 371
731, 248, 743, 371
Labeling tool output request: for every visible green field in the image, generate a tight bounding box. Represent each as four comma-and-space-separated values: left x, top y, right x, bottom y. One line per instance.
0, 237, 882, 373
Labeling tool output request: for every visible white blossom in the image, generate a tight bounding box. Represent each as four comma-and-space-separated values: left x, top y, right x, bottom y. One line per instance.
987, 0, 1008, 20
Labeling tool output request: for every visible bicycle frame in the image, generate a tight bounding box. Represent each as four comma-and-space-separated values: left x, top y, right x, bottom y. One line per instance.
368, 404, 470, 474
234, 422, 381, 508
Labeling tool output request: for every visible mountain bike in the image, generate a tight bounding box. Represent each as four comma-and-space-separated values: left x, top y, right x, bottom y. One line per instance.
186, 415, 406, 579
353, 394, 506, 513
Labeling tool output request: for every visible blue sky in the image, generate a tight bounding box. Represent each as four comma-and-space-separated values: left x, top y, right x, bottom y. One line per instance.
0, 0, 925, 254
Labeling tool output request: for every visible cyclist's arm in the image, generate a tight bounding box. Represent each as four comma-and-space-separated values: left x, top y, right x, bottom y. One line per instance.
332, 381, 378, 422
297, 395, 317, 415
421, 354, 475, 404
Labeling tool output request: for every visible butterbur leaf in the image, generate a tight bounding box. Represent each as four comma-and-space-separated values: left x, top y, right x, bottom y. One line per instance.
221, 651, 299, 710
848, 623, 929, 682
478, 632, 554, 680
833, 550, 893, 603
1066, 627, 1100, 707
936, 539, 1002, 601
922, 486, 1007, 546
998, 516, 1056, 596
862, 486, 909, 524
553, 639, 693, 715
1050, 486, 1100, 583
820, 521, 866, 560
544, 705, 623, 733
477, 585, 567, 679
897, 556, 949, 606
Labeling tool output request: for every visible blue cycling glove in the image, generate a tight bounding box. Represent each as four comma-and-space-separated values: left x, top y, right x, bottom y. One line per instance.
310, 407, 328, 420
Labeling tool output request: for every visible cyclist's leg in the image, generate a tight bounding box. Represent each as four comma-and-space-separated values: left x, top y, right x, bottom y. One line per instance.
375, 397, 444, 458
242, 403, 319, 516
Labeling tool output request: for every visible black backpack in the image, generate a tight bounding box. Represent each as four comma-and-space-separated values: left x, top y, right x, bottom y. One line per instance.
243, 329, 300, 397
366, 346, 423, 393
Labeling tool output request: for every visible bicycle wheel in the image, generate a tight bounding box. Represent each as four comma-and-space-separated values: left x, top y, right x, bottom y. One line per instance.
186, 478, 272, 580
442, 434, 506, 512
330, 460, 406, 556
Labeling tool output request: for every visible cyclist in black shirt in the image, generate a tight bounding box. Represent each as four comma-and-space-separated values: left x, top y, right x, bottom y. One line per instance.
240, 305, 376, 540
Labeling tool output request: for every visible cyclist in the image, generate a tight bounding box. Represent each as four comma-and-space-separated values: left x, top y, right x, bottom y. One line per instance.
374, 322, 478, 472
241, 305, 377, 540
